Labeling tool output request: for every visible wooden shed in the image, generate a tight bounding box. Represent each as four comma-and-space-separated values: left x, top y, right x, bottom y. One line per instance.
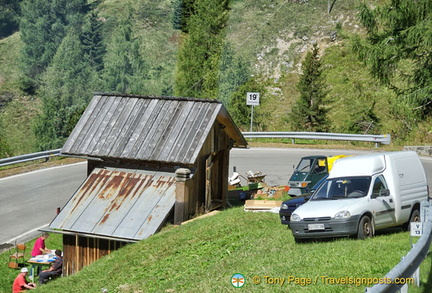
49, 93, 247, 275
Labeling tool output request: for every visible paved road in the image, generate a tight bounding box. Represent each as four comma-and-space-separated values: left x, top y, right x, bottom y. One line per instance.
229, 147, 375, 186
0, 162, 87, 248
2, 147, 432, 249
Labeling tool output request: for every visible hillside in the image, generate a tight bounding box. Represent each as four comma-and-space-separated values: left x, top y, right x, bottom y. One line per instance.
0, 0, 428, 157
1, 206, 430, 292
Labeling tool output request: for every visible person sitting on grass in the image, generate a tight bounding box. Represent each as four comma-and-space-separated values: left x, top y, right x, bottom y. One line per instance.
12, 267, 36, 292
38, 249, 63, 285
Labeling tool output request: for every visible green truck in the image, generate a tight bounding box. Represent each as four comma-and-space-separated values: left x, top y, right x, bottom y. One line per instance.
287, 155, 346, 196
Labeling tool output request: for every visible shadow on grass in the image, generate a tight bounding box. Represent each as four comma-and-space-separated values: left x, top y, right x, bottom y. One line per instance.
421, 252, 432, 293
293, 226, 409, 244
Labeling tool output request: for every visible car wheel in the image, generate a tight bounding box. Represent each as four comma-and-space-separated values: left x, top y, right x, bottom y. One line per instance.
357, 216, 373, 239
406, 209, 420, 231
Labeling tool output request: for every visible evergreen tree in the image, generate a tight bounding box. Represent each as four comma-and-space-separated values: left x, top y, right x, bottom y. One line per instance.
290, 44, 329, 132
34, 28, 98, 149
354, 0, 432, 126
228, 78, 267, 131
81, 10, 106, 72
174, 0, 230, 99
0, 0, 22, 38
101, 6, 149, 94
171, 0, 195, 33
218, 42, 251, 107
19, 0, 87, 93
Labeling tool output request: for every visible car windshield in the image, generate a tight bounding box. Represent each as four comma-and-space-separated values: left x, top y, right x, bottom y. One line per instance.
295, 158, 325, 173
295, 158, 312, 173
310, 176, 371, 200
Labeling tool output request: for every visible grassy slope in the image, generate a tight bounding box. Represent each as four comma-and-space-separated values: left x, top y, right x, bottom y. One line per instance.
0, 33, 40, 155
1, 207, 430, 292
0, 32, 21, 93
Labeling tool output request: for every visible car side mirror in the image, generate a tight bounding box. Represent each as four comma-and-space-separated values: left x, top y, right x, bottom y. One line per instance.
371, 188, 390, 198
380, 189, 390, 197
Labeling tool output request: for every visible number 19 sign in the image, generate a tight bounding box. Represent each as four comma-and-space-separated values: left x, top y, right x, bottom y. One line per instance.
246, 92, 260, 132
246, 92, 260, 106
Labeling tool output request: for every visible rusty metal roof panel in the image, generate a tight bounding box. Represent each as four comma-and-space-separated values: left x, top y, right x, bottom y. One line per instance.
61, 93, 248, 163
50, 167, 176, 241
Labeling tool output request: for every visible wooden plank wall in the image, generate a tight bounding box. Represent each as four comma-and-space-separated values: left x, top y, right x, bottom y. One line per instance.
192, 123, 230, 216
62, 234, 127, 276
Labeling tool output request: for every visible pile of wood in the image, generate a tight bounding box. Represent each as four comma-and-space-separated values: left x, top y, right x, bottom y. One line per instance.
243, 199, 282, 212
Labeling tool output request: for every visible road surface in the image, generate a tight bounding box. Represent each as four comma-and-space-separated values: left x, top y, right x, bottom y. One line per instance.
2, 147, 431, 249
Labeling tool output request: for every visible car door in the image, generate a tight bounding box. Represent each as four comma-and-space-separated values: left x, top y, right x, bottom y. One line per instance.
370, 175, 396, 228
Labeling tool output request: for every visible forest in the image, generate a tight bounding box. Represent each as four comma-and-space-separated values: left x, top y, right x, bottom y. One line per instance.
0, 0, 431, 158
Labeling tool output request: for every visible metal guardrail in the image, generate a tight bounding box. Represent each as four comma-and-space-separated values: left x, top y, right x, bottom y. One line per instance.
242, 132, 391, 147
0, 132, 391, 167
365, 201, 432, 293
0, 148, 61, 167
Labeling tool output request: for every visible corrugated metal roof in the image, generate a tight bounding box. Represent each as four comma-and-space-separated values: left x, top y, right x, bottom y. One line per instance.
61, 93, 247, 164
50, 167, 176, 241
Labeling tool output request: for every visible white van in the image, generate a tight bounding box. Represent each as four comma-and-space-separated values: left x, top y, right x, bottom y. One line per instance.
289, 151, 428, 242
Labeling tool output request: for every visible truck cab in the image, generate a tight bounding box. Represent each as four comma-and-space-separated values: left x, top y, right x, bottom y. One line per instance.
288, 155, 345, 196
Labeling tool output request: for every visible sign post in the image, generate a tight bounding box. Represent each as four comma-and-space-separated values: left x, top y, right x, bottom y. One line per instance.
246, 92, 260, 132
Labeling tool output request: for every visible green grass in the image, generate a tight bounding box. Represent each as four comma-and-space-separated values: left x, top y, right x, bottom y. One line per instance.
0, 32, 40, 155
0, 94, 40, 155
0, 233, 63, 292
0, 32, 22, 93
2, 207, 431, 292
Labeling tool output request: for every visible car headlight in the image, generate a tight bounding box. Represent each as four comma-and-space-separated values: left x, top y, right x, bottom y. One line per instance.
281, 203, 288, 209
290, 213, 301, 222
334, 210, 351, 219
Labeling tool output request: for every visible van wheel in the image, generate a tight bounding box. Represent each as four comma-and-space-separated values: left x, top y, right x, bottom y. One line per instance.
357, 216, 373, 239
406, 209, 420, 231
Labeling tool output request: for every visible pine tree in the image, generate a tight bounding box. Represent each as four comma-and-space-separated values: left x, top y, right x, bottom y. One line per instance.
101, 6, 149, 94
174, 0, 230, 99
0, 0, 22, 38
34, 28, 97, 149
218, 42, 251, 107
81, 10, 106, 72
19, 0, 87, 92
171, 0, 195, 33
290, 44, 329, 132
354, 0, 432, 126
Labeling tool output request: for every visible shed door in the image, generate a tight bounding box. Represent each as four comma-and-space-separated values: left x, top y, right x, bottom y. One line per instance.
205, 155, 213, 212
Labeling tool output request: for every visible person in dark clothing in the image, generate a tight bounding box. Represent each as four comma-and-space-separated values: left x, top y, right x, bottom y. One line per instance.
38, 249, 63, 285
